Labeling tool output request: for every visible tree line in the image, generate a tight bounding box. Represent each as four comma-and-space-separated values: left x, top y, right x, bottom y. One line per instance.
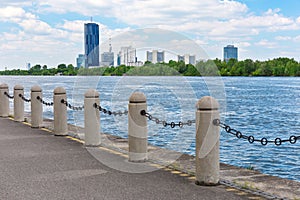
1, 57, 300, 76
0, 64, 77, 76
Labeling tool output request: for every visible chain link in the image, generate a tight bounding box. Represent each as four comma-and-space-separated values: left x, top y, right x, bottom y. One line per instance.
4, 91, 14, 99
36, 96, 54, 106
18, 94, 31, 102
213, 119, 300, 146
140, 110, 195, 128
61, 99, 84, 111
93, 103, 128, 116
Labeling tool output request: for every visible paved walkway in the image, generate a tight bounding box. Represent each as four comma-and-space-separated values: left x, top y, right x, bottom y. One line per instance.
0, 117, 260, 200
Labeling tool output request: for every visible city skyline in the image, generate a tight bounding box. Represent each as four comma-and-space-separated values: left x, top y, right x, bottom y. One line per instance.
0, 0, 300, 69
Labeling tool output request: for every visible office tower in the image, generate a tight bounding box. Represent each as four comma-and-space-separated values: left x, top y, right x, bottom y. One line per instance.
224, 45, 238, 62
101, 52, 114, 67
76, 54, 85, 68
84, 23, 99, 68
178, 54, 196, 65
117, 46, 136, 66
101, 38, 114, 67
146, 50, 165, 63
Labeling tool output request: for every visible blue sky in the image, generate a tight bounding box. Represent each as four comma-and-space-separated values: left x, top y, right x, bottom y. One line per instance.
0, 0, 300, 69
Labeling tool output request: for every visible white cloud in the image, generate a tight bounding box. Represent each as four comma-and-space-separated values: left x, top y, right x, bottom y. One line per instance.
275, 36, 292, 41
0, 6, 36, 23
275, 35, 300, 43
255, 39, 277, 49
237, 42, 251, 48
0, 1, 32, 7
294, 35, 300, 42
58, 20, 85, 33
37, 0, 112, 15
4, 1, 300, 43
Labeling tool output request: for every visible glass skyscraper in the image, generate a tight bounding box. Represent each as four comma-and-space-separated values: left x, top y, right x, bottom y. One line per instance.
84, 23, 99, 68
76, 54, 85, 68
224, 45, 238, 62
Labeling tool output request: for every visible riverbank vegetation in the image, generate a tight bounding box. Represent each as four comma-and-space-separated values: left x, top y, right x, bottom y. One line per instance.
1, 57, 300, 76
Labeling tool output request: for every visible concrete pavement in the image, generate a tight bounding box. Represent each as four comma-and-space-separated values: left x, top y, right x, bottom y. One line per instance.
0, 117, 262, 200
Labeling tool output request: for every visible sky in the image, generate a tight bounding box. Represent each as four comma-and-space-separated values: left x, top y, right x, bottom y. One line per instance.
0, 0, 300, 69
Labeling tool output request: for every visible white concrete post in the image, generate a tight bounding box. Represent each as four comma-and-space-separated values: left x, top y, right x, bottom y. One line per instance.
14, 85, 24, 122
31, 85, 43, 128
128, 92, 148, 162
53, 87, 68, 136
84, 89, 100, 146
0, 83, 9, 117
195, 96, 220, 186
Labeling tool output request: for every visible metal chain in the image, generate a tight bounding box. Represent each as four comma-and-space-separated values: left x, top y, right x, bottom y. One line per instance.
213, 119, 300, 146
93, 103, 128, 116
18, 94, 31, 102
36, 96, 54, 106
61, 99, 84, 111
140, 110, 195, 128
4, 91, 14, 99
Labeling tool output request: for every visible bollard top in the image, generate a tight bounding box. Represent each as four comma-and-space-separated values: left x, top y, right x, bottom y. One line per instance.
85, 89, 99, 98
129, 92, 146, 103
14, 84, 24, 90
0, 83, 8, 89
196, 96, 219, 111
31, 85, 42, 92
54, 87, 66, 95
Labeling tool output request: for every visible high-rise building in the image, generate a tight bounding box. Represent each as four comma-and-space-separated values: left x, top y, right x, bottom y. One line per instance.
224, 45, 238, 62
26, 63, 31, 70
117, 46, 136, 66
101, 38, 114, 67
76, 54, 85, 68
84, 23, 99, 68
178, 54, 196, 65
101, 52, 114, 67
146, 50, 165, 63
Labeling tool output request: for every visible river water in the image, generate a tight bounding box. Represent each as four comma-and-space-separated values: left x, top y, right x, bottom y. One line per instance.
1, 76, 299, 181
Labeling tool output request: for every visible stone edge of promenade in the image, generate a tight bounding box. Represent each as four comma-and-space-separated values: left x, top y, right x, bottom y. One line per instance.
12, 112, 300, 199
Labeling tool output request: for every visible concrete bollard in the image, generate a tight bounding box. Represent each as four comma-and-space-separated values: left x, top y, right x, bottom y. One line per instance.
14, 85, 24, 122
128, 92, 148, 162
195, 96, 220, 186
0, 83, 9, 117
31, 85, 43, 128
53, 87, 68, 136
84, 89, 100, 146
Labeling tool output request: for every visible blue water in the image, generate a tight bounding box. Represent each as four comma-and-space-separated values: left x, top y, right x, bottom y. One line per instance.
1, 76, 300, 182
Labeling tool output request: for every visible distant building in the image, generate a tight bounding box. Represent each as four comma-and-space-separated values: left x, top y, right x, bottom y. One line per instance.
101, 52, 114, 66
84, 23, 100, 68
178, 54, 196, 65
117, 46, 136, 66
101, 38, 114, 67
146, 50, 165, 64
224, 45, 238, 62
127, 61, 143, 67
26, 63, 31, 70
76, 54, 85, 68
